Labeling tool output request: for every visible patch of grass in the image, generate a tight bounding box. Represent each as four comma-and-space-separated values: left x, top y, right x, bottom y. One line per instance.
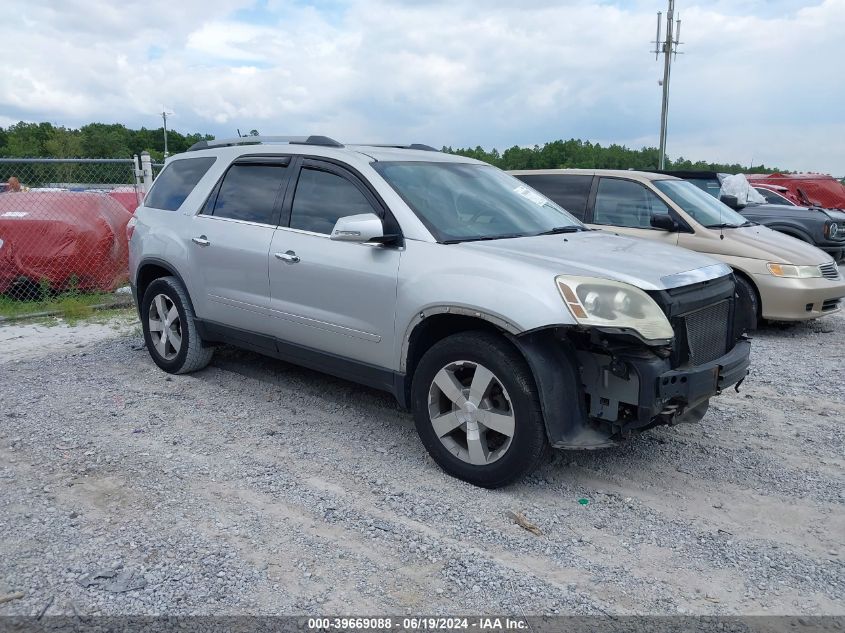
25, 307, 139, 330
0, 291, 119, 320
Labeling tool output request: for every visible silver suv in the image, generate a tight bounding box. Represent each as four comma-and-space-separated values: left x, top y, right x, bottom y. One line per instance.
128, 135, 751, 487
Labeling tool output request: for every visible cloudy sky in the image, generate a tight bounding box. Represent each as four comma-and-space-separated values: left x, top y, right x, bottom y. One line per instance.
1, 0, 843, 174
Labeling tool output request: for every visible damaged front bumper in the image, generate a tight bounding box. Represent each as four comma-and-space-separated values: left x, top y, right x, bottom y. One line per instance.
514, 330, 751, 450
613, 338, 750, 425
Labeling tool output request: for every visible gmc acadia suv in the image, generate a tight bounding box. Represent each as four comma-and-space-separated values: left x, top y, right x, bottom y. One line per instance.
128, 136, 751, 487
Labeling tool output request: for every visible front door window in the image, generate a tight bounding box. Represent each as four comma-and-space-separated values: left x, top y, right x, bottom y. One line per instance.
593, 178, 670, 228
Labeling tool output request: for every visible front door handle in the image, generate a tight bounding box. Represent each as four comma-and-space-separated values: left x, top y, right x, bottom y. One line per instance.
191, 236, 210, 246
274, 250, 300, 264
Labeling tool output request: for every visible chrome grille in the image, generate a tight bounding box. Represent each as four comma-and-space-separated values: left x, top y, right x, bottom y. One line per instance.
682, 300, 730, 366
820, 262, 841, 280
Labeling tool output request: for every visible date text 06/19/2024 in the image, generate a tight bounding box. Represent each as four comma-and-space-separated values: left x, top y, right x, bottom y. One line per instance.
307, 617, 530, 630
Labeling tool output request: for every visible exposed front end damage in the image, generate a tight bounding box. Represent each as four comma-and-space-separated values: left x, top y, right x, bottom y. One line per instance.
513, 274, 751, 449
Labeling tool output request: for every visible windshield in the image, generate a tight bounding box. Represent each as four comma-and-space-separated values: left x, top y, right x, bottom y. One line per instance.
372, 162, 583, 242
686, 177, 723, 199
654, 179, 750, 228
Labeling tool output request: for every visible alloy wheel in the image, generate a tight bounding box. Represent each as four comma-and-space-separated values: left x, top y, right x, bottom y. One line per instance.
427, 360, 516, 465
148, 293, 182, 361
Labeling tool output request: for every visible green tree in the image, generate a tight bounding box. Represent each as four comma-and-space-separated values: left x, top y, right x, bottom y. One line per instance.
43, 126, 83, 157
79, 123, 132, 158
0, 122, 55, 156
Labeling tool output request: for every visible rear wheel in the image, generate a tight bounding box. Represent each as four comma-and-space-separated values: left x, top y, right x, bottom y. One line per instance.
141, 276, 213, 374
411, 331, 548, 488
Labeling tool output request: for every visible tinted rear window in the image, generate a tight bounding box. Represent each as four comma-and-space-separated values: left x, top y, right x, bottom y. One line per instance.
145, 157, 216, 211
209, 163, 288, 225
514, 174, 592, 220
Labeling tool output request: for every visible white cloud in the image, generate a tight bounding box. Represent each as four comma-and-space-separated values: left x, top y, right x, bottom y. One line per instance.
1, 0, 843, 174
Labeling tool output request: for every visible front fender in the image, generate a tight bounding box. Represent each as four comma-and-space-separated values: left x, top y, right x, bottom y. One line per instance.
394, 241, 575, 371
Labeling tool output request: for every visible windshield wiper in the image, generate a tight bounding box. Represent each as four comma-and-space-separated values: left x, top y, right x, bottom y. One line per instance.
536, 226, 586, 235
704, 223, 743, 229
442, 233, 528, 244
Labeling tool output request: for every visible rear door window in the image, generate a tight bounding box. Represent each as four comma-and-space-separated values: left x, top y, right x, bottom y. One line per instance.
145, 157, 216, 211
513, 174, 592, 220
593, 178, 669, 228
207, 163, 288, 225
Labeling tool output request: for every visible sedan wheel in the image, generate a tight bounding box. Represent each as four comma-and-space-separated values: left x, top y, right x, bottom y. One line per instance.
148, 293, 182, 361
427, 360, 516, 465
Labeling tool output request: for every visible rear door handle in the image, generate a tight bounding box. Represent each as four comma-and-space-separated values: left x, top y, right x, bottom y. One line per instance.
275, 250, 300, 264
191, 236, 210, 246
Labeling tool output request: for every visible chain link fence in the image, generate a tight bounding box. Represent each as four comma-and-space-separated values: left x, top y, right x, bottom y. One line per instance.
0, 158, 144, 313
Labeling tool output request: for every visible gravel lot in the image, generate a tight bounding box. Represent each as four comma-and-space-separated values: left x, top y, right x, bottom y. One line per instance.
1, 300, 843, 617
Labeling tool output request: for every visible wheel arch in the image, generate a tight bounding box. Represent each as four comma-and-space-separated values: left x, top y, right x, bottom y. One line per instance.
399, 309, 522, 408
135, 258, 195, 316
399, 311, 590, 448
730, 266, 762, 315
767, 224, 813, 244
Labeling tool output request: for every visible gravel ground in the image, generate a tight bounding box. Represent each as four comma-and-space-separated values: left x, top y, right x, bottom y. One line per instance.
0, 303, 843, 617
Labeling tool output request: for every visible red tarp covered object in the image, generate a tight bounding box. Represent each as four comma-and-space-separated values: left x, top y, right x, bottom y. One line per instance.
0, 191, 131, 294
746, 173, 845, 210
108, 186, 143, 214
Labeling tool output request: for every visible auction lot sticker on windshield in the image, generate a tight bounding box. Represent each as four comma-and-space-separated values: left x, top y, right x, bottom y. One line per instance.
1, 211, 28, 218
513, 185, 548, 206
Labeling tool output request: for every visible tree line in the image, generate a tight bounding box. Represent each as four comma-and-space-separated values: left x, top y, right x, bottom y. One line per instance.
0, 120, 793, 175
445, 139, 783, 174
0, 121, 213, 162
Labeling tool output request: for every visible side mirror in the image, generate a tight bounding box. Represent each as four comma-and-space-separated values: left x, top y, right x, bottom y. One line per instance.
330, 213, 385, 243
720, 194, 743, 210
650, 213, 678, 232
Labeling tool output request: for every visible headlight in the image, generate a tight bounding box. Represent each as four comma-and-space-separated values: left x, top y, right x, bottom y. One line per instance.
766, 263, 822, 278
555, 275, 674, 340
825, 222, 839, 239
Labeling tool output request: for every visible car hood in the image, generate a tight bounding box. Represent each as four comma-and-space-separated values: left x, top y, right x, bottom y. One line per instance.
460, 230, 731, 291
727, 224, 834, 264
744, 203, 845, 222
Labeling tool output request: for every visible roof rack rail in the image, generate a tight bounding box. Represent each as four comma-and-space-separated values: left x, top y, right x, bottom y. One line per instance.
187, 135, 343, 152
356, 143, 439, 152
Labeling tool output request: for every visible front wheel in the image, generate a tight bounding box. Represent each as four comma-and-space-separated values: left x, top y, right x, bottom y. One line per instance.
411, 331, 548, 488
140, 276, 213, 374
734, 275, 759, 331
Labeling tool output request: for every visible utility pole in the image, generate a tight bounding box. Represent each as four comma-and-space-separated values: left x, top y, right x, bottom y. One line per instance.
652, 1, 682, 169
161, 110, 173, 158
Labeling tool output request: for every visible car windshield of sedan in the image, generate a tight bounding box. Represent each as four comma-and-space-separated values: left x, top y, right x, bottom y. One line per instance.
373, 161, 584, 242
654, 179, 751, 228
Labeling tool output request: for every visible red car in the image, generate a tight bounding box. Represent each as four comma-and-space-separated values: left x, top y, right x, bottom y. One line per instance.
0, 190, 131, 295
746, 173, 845, 210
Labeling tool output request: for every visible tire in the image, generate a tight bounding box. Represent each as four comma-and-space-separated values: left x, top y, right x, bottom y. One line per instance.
140, 276, 213, 374
411, 331, 548, 488
734, 275, 759, 331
